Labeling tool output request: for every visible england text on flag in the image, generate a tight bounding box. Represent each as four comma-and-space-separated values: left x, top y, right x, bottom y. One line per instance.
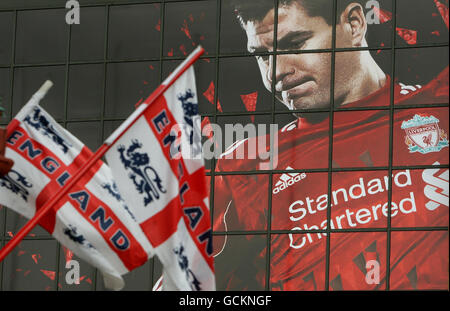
104, 50, 215, 290
0, 81, 154, 290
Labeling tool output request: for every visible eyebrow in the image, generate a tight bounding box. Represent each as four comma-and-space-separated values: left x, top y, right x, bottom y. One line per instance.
277, 30, 314, 50
248, 30, 314, 53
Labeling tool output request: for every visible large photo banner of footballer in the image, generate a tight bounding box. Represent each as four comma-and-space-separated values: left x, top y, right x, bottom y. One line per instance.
209, 0, 449, 291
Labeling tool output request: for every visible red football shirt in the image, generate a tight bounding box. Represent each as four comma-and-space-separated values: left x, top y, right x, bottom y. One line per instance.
213, 67, 449, 290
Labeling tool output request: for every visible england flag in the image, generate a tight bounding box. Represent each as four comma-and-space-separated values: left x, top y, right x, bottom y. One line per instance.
0, 81, 154, 290
104, 47, 215, 290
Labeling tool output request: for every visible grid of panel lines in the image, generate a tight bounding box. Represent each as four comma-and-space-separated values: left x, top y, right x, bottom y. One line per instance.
0, 0, 448, 290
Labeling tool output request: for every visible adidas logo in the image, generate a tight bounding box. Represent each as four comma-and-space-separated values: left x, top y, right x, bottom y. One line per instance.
273, 167, 307, 194
399, 82, 422, 95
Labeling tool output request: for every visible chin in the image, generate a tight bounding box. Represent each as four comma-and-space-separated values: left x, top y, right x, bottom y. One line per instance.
291, 98, 316, 110
292, 96, 330, 110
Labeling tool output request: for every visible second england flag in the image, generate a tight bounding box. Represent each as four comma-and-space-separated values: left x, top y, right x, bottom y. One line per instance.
105, 63, 215, 290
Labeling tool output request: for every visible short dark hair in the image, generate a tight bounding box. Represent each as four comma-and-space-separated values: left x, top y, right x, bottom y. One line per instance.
229, 0, 365, 26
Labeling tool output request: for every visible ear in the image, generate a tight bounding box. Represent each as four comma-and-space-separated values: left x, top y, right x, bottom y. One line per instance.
340, 3, 367, 47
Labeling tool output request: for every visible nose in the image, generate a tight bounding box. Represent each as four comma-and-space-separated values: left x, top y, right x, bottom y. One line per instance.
266, 55, 295, 93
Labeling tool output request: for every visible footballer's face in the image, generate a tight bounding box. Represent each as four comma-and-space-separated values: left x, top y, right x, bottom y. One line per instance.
243, 2, 337, 110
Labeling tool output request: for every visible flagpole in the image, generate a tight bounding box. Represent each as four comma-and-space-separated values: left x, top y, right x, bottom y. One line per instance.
0, 46, 204, 263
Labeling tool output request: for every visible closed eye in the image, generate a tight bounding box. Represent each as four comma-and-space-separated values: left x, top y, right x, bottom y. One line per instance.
277, 31, 313, 51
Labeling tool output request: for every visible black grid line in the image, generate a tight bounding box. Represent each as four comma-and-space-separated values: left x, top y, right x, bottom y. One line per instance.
0, 0, 448, 291
1, 38, 447, 70
150, 0, 166, 290
209, 0, 221, 285
384, 0, 397, 291
94, 3, 111, 291
0, 8, 17, 292
54, 13, 73, 292
264, 0, 279, 291
1, 225, 446, 241
324, 0, 338, 291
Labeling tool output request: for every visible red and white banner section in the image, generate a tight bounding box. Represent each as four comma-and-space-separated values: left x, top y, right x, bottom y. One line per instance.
105, 63, 215, 290
0, 81, 153, 290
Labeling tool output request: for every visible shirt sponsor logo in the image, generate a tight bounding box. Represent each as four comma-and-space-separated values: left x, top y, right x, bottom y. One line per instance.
273, 167, 306, 194
287, 165, 449, 250
288, 170, 416, 249
422, 161, 449, 211
401, 114, 449, 154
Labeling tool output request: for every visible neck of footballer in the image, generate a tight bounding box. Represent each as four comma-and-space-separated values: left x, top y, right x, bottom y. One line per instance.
338, 50, 388, 107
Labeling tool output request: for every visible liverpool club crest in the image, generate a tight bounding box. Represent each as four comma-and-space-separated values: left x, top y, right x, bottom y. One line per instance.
401, 114, 449, 154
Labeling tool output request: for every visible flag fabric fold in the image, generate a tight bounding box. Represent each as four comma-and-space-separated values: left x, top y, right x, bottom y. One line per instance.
0, 81, 154, 290
105, 65, 215, 291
